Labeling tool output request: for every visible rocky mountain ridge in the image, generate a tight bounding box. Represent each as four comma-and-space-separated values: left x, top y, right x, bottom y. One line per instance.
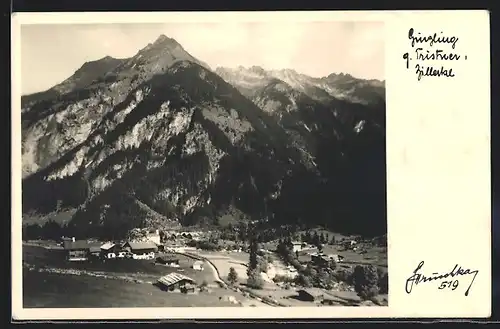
22, 35, 386, 239
215, 66, 385, 106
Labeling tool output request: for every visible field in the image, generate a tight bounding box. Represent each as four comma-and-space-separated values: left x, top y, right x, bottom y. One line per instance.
194, 250, 290, 290
196, 250, 250, 282
23, 271, 269, 308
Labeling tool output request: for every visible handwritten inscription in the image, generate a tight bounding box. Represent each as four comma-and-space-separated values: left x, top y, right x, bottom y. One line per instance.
403, 28, 467, 81
405, 261, 479, 296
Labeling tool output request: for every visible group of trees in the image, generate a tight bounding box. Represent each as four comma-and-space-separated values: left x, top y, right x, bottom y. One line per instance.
293, 262, 388, 301
295, 264, 337, 289
352, 265, 389, 300
23, 212, 133, 242
300, 231, 335, 246
22, 172, 88, 215
217, 222, 309, 244
186, 239, 221, 251
276, 237, 300, 265
216, 224, 338, 252
23, 220, 76, 241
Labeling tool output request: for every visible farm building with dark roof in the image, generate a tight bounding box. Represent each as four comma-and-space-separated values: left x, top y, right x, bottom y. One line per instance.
122, 241, 158, 260
156, 273, 196, 292
63, 240, 91, 261
296, 288, 326, 302
156, 254, 180, 266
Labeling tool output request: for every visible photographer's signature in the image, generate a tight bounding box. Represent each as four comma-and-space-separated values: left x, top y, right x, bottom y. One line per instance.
405, 261, 479, 296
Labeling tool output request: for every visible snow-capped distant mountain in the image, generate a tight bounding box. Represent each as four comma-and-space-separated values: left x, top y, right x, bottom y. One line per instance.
216, 66, 385, 106
215, 66, 274, 98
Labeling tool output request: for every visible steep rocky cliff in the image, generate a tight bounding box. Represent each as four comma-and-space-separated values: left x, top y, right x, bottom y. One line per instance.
22, 36, 386, 238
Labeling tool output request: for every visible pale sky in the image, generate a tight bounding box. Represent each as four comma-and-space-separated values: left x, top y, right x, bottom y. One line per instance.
20, 22, 384, 95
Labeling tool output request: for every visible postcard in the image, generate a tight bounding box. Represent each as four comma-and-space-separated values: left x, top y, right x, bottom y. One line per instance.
11, 10, 491, 320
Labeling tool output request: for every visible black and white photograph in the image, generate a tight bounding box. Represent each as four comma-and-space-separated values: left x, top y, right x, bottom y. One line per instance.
19, 20, 387, 309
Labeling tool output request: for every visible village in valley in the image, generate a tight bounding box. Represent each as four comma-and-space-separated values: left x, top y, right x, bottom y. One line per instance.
23, 221, 388, 307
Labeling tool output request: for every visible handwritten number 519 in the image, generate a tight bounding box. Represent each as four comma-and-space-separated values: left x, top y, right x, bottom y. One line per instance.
403, 52, 409, 69
438, 280, 459, 290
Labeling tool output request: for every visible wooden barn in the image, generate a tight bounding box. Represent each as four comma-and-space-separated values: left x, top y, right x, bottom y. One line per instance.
156, 255, 180, 267
296, 288, 325, 303
156, 273, 196, 292
63, 239, 90, 262
88, 245, 102, 258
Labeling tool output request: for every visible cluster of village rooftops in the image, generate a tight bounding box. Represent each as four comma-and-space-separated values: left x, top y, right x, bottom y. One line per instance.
60, 229, 210, 294
61, 229, 207, 262
61, 229, 357, 264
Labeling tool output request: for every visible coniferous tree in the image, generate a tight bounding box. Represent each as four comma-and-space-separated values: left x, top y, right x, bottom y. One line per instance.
276, 238, 284, 255
286, 236, 293, 253
313, 231, 320, 246
227, 267, 239, 285
248, 237, 259, 272
247, 268, 264, 289
321, 233, 328, 244
330, 235, 336, 245
305, 231, 312, 243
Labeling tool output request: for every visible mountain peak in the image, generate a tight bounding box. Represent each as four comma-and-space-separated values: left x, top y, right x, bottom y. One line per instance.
326, 72, 353, 80
100, 55, 117, 61
153, 34, 178, 46
279, 68, 298, 74
155, 34, 169, 42
249, 65, 266, 74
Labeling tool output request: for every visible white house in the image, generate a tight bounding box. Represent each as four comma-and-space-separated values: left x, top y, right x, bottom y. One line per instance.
192, 260, 204, 271
116, 251, 128, 258
146, 230, 161, 245
291, 241, 304, 253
